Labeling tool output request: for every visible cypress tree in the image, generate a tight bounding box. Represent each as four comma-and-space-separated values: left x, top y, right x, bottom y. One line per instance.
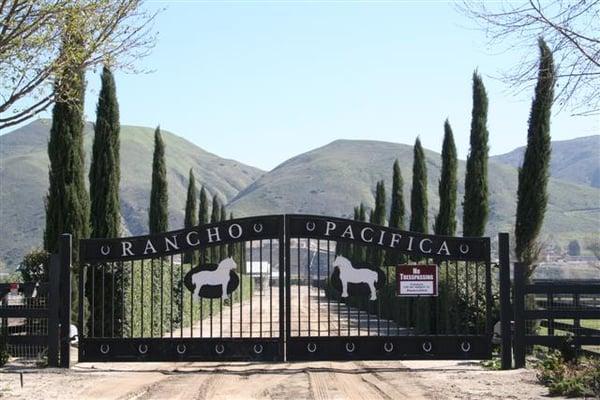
44, 38, 89, 262
148, 126, 168, 334
183, 169, 197, 264
88, 66, 123, 337
211, 195, 221, 223
352, 203, 367, 262
90, 66, 121, 239
220, 205, 227, 257
463, 71, 489, 237
410, 138, 430, 332
434, 120, 458, 236
228, 212, 237, 261
198, 186, 209, 225
410, 138, 428, 234
386, 160, 405, 265
370, 181, 386, 266
210, 195, 221, 261
389, 160, 405, 230
148, 126, 168, 234
198, 186, 209, 263
515, 39, 555, 269
44, 19, 89, 330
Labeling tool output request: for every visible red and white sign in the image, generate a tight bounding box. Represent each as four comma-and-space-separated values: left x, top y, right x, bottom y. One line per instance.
9, 283, 19, 294
396, 264, 438, 297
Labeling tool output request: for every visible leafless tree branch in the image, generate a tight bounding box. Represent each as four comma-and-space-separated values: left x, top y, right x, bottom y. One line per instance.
459, 0, 600, 116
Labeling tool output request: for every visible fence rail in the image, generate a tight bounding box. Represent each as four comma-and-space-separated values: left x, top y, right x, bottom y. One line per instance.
513, 263, 600, 368
0, 234, 71, 367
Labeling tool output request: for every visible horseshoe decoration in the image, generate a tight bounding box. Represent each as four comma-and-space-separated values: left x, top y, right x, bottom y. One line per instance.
306, 221, 316, 232
253, 223, 263, 233
100, 245, 111, 256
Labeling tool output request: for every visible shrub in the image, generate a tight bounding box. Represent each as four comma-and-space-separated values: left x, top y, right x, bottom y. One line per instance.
18, 248, 50, 283
536, 350, 600, 397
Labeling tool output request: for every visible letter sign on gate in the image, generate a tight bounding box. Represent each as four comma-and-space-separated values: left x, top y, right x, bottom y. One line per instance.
396, 264, 438, 296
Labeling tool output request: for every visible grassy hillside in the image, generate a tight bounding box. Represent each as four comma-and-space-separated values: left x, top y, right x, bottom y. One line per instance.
491, 135, 600, 188
0, 119, 264, 269
228, 139, 600, 248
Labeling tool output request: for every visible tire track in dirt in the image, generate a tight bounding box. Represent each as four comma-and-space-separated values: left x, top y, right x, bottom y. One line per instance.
194, 372, 224, 400
333, 364, 385, 400
354, 361, 428, 400
306, 367, 331, 400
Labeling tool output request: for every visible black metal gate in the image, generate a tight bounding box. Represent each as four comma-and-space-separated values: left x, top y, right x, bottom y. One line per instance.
78, 215, 285, 362
78, 214, 492, 362
285, 215, 493, 361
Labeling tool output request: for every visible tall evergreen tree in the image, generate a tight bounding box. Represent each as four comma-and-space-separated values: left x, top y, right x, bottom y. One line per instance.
89, 66, 121, 239
198, 186, 209, 225
88, 66, 123, 336
211, 195, 220, 223
410, 138, 428, 234
515, 39, 555, 268
410, 138, 430, 332
371, 181, 386, 266
198, 186, 209, 263
220, 205, 227, 258
148, 126, 168, 334
148, 126, 168, 234
228, 212, 237, 261
183, 169, 197, 264
353, 203, 367, 262
463, 71, 489, 237
44, 38, 89, 262
434, 120, 458, 236
386, 160, 405, 264
210, 195, 221, 261
389, 160, 405, 230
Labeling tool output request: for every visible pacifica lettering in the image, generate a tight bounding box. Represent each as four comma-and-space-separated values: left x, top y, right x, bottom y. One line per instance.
321, 220, 453, 256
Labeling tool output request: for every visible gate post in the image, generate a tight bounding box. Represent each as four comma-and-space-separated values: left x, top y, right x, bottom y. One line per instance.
58, 234, 72, 368
47, 254, 60, 367
498, 233, 512, 369
513, 262, 526, 368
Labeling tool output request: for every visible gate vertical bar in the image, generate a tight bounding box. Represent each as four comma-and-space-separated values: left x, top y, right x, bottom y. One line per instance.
59, 233, 72, 368
78, 252, 85, 361
513, 262, 526, 368
284, 215, 291, 361
498, 232, 512, 370
48, 254, 60, 367
279, 215, 286, 360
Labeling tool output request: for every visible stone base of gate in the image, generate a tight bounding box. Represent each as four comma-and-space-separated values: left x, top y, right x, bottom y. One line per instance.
286, 335, 491, 361
80, 338, 282, 362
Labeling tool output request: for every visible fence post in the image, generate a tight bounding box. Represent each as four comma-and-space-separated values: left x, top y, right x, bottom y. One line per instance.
47, 254, 60, 367
513, 262, 526, 368
498, 233, 512, 369
58, 234, 72, 368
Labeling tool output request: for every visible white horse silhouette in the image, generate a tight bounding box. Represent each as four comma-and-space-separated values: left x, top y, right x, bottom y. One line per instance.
333, 255, 378, 300
191, 257, 237, 300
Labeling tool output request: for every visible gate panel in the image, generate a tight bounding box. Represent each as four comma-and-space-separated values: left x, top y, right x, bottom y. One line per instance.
78, 215, 285, 362
285, 215, 492, 361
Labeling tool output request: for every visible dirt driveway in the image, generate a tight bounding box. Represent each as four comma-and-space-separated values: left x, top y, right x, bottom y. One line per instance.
0, 359, 553, 400
1, 285, 555, 399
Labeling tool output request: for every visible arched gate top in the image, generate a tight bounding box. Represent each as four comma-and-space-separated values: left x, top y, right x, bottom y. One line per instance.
79, 214, 489, 263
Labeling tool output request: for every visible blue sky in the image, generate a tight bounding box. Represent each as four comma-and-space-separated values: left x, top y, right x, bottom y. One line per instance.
9, 1, 599, 170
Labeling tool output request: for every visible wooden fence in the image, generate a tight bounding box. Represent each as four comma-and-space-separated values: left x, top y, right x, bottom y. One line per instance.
0, 234, 71, 368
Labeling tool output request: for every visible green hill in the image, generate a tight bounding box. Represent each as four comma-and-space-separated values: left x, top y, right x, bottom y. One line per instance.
0, 119, 264, 269
228, 139, 600, 248
491, 135, 600, 188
